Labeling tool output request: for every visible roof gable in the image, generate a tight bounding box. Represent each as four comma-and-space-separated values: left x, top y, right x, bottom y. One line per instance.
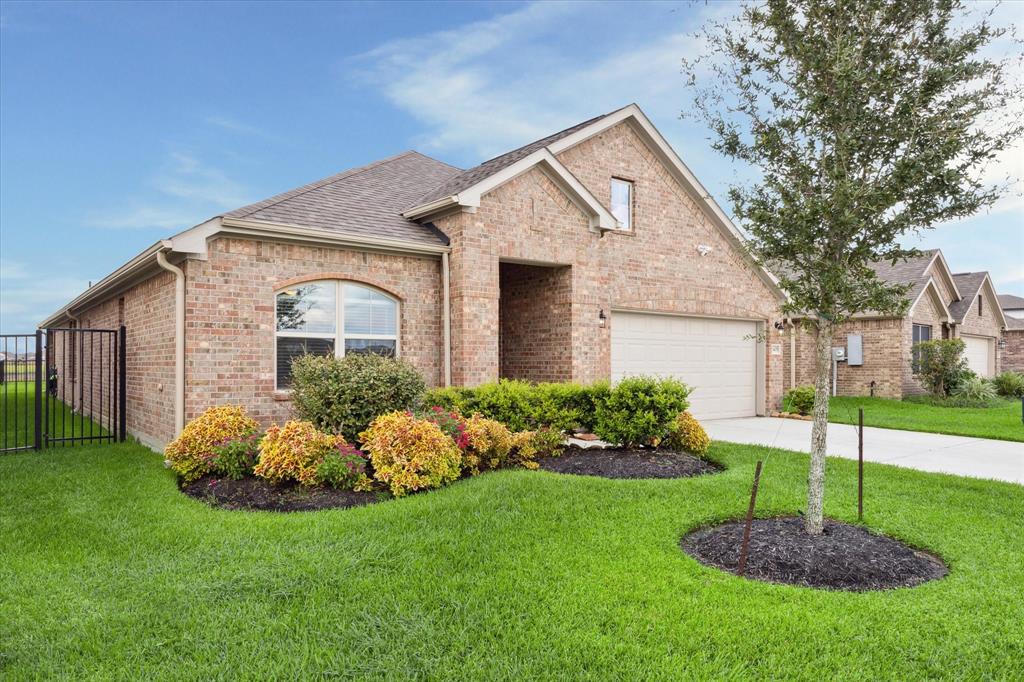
908, 277, 952, 322
948, 272, 1008, 327
404, 104, 786, 301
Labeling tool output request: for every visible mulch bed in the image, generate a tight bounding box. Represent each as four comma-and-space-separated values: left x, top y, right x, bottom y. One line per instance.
681, 516, 948, 591
181, 475, 388, 512
538, 447, 721, 479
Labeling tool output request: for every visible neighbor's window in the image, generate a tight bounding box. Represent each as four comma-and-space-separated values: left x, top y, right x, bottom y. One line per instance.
275, 281, 398, 388
911, 323, 932, 372
610, 178, 633, 230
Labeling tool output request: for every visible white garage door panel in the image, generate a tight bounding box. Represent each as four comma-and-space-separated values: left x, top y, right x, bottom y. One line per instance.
611, 312, 758, 420
962, 335, 994, 377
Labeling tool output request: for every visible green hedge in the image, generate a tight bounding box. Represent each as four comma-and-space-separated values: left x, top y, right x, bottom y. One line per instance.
421, 379, 608, 432
422, 376, 691, 447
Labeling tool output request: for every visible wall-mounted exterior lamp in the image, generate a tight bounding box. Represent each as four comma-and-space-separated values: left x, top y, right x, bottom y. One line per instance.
598, 309, 607, 327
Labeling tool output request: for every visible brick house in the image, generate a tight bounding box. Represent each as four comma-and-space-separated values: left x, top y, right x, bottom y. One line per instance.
999, 295, 1024, 372
43, 105, 789, 448
784, 249, 1009, 398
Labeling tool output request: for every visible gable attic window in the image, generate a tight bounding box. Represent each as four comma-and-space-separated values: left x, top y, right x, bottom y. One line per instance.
610, 178, 633, 230
978, 294, 982, 316
275, 281, 399, 389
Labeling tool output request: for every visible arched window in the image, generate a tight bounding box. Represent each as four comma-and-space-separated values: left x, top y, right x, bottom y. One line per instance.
275, 280, 399, 388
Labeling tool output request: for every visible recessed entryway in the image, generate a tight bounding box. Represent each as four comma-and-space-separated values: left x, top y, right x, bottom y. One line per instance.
610, 311, 759, 420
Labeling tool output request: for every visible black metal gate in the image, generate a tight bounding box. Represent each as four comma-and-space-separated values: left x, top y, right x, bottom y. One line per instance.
0, 326, 126, 452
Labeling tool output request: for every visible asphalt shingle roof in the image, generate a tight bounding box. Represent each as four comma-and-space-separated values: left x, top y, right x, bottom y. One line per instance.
866, 250, 939, 303
998, 294, 1024, 310
412, 109, 621, 206
947, 272, 988, 323
224, 151, 462, 246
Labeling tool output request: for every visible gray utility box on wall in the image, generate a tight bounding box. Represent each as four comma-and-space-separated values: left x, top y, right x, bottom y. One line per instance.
847, 334, 863, 366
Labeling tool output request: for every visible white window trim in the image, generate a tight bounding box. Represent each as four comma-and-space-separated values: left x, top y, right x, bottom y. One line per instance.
274, 280, 400, 390
610, 177, 633, 231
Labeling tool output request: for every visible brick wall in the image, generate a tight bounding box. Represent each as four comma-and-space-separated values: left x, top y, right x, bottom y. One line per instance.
65, 270, 178, 448
498, 263, 572, 382
1002, 330, 1024, 372
435, 120, 785, 410
787, 318, 906, 399
903, 289, 946, 395
184, 238, 444, 429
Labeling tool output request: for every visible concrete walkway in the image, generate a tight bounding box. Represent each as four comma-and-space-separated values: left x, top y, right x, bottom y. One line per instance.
703, 417, 1024, 485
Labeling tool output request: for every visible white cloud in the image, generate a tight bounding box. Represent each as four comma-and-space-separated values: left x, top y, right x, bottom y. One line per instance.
205, 115, 280, 142
0, 260, 90, 330
86, 151, 252, 231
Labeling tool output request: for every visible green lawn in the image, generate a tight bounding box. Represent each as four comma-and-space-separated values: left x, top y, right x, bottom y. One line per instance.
1, 443, 1022, 679
829, 396, 1024, 442
1, 381, 110, 449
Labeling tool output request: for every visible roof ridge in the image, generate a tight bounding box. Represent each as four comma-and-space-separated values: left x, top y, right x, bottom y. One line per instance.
226, 150, 423, 219
406, 150, 463, 173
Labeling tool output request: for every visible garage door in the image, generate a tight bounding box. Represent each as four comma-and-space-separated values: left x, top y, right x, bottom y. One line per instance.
962, 335, 994, 377
611, 312, 758, 420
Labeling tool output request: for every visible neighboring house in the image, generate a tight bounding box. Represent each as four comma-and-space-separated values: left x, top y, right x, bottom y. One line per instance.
784, 250, 1008, 398
1000, 295, 1024, 372
999, 294, 1024, 319
43, 104, 787, 448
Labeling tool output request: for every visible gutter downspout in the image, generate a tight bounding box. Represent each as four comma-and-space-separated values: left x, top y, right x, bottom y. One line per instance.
156, 245, 186, 435
789, 319, 796, 390
441, 252, 452, 387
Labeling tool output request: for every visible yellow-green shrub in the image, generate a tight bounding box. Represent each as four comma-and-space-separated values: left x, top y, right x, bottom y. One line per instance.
510, 428, 564, 469
359, 411, 462, 497
462, 414, 513, 474
665, 411, 711, 455
164, 405, 260, 482
254, 420, 346, 486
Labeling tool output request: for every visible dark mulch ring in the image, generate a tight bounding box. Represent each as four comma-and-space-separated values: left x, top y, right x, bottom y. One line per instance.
681, 516, 948, 591
538, 447, 722, 479
181, 475, 389, 512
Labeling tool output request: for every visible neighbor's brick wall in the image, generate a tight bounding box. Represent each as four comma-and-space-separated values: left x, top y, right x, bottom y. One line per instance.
63, 270, 178, 448
498, 263, 573, 382
1001, 329, 1024, 372
183, 237, 444, 429
787, 318, 906, 400
435, 120, 785, 411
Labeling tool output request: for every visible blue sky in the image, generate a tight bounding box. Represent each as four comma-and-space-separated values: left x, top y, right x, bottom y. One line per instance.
1, 0, 1021, 333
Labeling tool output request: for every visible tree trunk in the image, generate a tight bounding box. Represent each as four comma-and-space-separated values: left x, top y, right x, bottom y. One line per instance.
805, 320, 834, 535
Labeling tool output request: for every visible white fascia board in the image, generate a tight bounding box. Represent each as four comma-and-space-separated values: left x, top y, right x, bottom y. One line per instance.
980, 274, 1009, 328
929, 250, 963, 301
908, 277, 953, 323
217, 216, 449, 256
457, 149, 618, 230
39, 241, 167, 327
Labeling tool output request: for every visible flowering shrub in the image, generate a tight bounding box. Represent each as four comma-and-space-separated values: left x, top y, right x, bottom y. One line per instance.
254, 420, 346, 486
164, 405, 260, 482
414, 406, 469, 450
462, 414, 513, 474
315, 445, 371, 490
210, 433, 262, 480
664, 411, 711, 456
509, 428, 564, 469
359, 411, 462, 497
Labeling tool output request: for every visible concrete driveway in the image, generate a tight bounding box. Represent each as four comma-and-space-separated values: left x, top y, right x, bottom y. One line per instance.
704, 417, 1024, 485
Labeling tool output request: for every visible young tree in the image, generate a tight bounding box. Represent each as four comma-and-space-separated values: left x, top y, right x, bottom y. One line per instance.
684, 0, 1021, 534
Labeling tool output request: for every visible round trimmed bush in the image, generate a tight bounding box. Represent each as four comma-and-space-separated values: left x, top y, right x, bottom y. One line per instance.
593, 376, 691, 448
784, 385, 816, 415
290, 353, 426, 443
359, 411, 462, 497
164, 405, 260, 483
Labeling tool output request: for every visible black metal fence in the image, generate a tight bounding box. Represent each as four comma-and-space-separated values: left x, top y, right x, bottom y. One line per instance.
1, 327, 126, 452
